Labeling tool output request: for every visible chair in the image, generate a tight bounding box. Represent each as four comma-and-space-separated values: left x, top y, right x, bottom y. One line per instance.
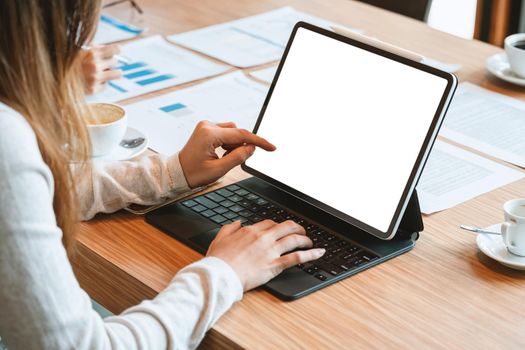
356, 0, 433, 21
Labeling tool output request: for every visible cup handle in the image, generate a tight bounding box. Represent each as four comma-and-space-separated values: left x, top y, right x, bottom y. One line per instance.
501, 222, 515, 247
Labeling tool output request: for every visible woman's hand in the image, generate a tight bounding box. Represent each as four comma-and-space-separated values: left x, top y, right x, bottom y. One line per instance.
80, 44, 123, 95
179, 121, 276, 188
207, 220, 326, 291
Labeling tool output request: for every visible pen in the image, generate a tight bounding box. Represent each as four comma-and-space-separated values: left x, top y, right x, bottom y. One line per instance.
114, 54, 131, 64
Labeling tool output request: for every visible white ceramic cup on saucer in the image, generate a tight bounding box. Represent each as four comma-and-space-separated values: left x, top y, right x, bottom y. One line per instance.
501, 198, 525, 257
87, 102, 128, 157
504, 33, 525, 78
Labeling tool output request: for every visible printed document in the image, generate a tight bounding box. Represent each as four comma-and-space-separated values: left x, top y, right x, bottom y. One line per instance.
126, 71, 268, 155
417, 140, 524, 214
93, 15, 145, 45
88, 35, 229, 103
440, 82, 525, 167
168, 7, 336, 67
250, 66, 278, 83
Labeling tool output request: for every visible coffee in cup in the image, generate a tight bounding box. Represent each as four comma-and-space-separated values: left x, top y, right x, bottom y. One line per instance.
504, 33, 525, 78
86, 102, 127, 157
501, 198, 525, 256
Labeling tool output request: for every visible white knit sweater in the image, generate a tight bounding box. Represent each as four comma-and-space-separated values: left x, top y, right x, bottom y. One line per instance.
0, 102, 243, 350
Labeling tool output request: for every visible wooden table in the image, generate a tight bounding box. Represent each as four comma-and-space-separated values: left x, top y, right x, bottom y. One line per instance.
73, 1, 525, 348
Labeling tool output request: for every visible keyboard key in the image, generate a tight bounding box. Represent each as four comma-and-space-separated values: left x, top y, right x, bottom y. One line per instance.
219, 200, 234, 208
182, 199, 197, 208
361, 253, 379, 262
223, 211, 238, 219
314, 273, 327, 281
213, 206, 229, 214
191, 204, 207, 213
210, 214, 227, 224
235, 189, 250, 196
232, 216, 249, 224
201, 209, 216, 218
323, 263, 344, 276
195, 197, 218, 209
258, 210, 271, 218
248, 204, 260, 212
246, 193, 259, 200
238, 210, 253, 217
255, 198, 268, 205
305, 266, 318, 274
216, 188, 234, 197
226, 184, 240, 191
263, 203, 276, 210
205, 192, 226, 203
332, 259, 352, 271
229, 195, 243, 202
239, 200, 251, 207
229, 205, 243, 213
251, 215, 263, 223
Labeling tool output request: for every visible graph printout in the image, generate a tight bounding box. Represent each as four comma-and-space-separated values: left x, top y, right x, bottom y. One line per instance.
168, 7, 337, 67
126, 71, 268, 155
88, 35, 230, 103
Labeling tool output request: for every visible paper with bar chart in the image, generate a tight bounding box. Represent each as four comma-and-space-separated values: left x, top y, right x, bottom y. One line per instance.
127, 71, 268, 155
88, 35, 230, 103
168, 7, 337, 67
93, 14, 145, 45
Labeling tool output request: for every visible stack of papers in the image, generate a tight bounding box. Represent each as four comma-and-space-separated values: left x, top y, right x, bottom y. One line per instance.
126, 71, 268, 155
250, 66, 278, 84
88, 35, 230, 103
168, 7, 335, 67
93, 15, 145, 45
417, 141, 524, 214
440, 83, 525, 168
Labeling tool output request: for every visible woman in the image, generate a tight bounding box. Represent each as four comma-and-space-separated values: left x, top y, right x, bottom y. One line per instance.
0, 1, 325, 349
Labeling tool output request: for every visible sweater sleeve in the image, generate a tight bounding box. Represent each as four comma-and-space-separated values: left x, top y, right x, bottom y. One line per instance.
77, 152, 190, 220
0, 108, 243, 350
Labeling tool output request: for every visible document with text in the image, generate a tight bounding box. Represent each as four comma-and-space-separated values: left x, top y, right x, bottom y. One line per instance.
88, 35, 230, 103
93, 14, 145, 45
167, 7, 338, 67
417, 140, 524, 214
126, 71, 268, 155
440, 82, 525, 167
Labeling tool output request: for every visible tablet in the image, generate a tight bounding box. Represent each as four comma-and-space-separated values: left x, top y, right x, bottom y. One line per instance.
243, 22, 457, 239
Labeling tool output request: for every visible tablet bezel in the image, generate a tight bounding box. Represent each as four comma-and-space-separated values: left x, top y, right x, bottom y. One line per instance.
241, 22, 457, 240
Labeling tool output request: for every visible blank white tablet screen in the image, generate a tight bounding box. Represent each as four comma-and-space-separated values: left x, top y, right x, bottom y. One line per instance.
246, 27, 448, 233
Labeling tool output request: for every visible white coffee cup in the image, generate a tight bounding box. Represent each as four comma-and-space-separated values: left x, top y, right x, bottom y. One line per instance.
501, 198, 525, 256
87, 103, 128, 157
504, 33, 525, 78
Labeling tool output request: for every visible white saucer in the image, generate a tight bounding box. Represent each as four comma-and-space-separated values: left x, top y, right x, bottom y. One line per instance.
486, 52, 525, 87
476, 223, 525, 270
92, 127, 148, 161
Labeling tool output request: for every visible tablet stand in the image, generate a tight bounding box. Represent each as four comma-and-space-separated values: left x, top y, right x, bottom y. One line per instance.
395, 190, 423, 241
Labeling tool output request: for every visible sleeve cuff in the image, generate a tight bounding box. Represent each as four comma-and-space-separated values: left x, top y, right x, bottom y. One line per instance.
186, 256, 244, 303
166, 153, 191, 194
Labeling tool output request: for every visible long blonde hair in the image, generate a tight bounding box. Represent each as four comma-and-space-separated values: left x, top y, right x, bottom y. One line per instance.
0, 0, 101, 248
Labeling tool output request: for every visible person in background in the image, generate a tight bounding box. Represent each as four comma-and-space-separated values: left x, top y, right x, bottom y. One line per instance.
0, 1, 325, 349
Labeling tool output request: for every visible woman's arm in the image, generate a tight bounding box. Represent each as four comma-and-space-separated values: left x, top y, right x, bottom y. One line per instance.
77, 153, 190, 220
0, 112, 242, 349
0, 110, 323, 349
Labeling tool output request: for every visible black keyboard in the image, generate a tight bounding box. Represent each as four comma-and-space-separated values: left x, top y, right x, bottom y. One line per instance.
181, 184, 379, 282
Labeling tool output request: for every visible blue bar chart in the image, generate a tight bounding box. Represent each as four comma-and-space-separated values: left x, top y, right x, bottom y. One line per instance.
88, 35, 229, 103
